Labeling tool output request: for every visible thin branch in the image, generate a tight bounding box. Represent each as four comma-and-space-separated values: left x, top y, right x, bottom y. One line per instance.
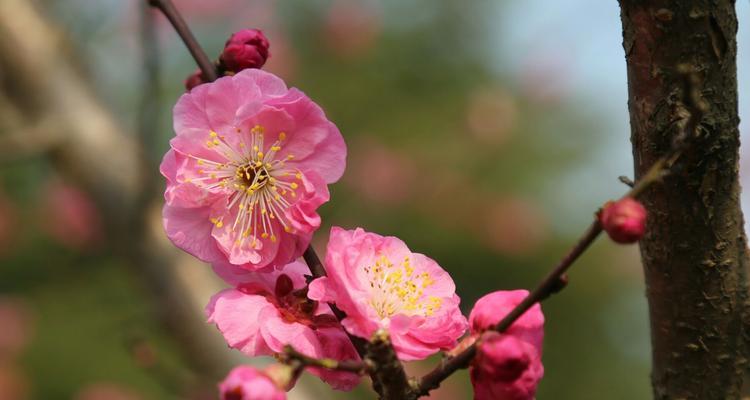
415, 220, 602, 396
147, 0, 218, 81
280, 345, 368, 374
413, 65, 706, 398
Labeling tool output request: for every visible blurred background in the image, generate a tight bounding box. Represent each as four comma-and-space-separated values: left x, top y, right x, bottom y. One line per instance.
0, 0, 748, 399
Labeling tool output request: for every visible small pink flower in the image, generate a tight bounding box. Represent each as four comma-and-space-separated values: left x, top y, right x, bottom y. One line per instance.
468, 291, 545, 400
308, 227, 468, 361
219, 365, 285, 400
207, 261, 360, 391
161, 69, 346, 270
220, 29, 271, 72
471, 333, 543, 400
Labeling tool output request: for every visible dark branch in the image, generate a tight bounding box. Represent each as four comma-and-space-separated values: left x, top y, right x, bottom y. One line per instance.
280, 345, 368, 374
147, 0, 218, 81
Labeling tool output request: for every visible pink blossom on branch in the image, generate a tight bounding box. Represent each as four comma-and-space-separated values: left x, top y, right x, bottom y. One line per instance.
161, 69, 346, 270
468, 290, 545, 400
219, 365, 286, 400
308, 227, 468, 361
207, 261, 361, 391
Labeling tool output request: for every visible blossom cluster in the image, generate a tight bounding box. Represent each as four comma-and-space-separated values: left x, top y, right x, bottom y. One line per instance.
161, 29, 546, 400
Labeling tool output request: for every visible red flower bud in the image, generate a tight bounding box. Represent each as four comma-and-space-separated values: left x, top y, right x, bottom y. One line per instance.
599, 197, 646, 243
184, 69, 207, 91
220, 29, 270, 73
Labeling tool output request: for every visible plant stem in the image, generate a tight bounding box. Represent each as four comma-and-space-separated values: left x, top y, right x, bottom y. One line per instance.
147, 0, 218, 81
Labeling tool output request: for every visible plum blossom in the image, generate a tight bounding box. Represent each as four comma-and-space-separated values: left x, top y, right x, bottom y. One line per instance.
219, 365, 285, 400
308, 227, 468, 361
206, 261, 360, 391
468, 290, 544, 400
161, 69, 346, 270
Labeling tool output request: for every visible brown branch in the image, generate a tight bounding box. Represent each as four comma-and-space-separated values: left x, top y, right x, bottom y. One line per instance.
147, 0, 218, 81
366, 330, 414, 400
280, 345, 368, 374
414, 125, 698, 397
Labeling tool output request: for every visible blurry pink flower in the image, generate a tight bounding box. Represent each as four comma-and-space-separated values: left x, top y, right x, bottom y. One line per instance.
207, 261, 360, 391
518, 48, 572, 106
220, 29, 271, 73
0, 297, 34, 358
161, 69, 346, 270
465, 87, 518, 146
74, 382, 143, 400
219, 365, 285, 400
323, 0, 381, 59
41, 180, 102, 250
468, 291, 544, 400
471, 332, 543, 400
479, 197, 548, 257
262, 33, 298, 82
345, 139, 418, 206
308, 227, 468, 361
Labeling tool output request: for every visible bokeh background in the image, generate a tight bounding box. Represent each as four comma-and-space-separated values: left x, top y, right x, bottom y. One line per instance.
1, 1, 749, 399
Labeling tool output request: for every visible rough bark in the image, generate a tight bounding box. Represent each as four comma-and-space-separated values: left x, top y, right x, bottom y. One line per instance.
618, 1, 750, 398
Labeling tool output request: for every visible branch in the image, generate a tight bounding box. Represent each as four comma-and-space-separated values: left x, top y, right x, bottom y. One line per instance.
280, 345, 368, 374
147, 0, 218, 81
414, 119, 699, 396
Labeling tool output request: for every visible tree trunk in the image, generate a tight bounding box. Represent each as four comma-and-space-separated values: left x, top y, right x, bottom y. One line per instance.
618, 1, 750, 398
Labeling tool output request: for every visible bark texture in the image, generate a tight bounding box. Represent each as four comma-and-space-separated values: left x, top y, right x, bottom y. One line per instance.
619, 1, 749, 398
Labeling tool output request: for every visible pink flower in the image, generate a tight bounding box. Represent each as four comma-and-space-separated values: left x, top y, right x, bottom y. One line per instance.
40, 180, 102, 250
207, 261, 360, 391
599, 198, 646, 243
468, 291, 545, 400
220, 29, 271, 72
161, 69, 346, 270
471, 333, 543, 400
219, 365, 285, 400
308, 227, 468, 361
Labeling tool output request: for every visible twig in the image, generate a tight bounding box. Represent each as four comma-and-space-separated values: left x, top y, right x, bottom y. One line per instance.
366, 330, 413, 400
147, 0, 218, 81
280, 345, 368, 374
413, 66, 705, 397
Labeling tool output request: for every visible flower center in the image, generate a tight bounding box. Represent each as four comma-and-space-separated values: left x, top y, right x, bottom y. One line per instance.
364, 255, 442, 319
185, 125, 304, 250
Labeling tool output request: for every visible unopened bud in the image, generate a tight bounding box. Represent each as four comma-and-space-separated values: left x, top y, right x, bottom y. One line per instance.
184, 69, 207, 91
220, 29, 270, 73
599, 197, 646, 243
475, 332, 532, 382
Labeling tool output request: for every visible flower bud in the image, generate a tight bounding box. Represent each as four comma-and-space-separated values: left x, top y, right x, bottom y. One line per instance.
184, 69, 207, 91
471, 332, 544, 400
219, 365, 286, 400
475, 332, 531, 382
599, 197, 646, 243
220, 29, 270, 72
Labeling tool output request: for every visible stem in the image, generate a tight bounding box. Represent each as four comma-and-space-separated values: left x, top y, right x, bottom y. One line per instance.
415, 135, 691, 396
281, 345, 368, 374
147, 0, 218, 81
